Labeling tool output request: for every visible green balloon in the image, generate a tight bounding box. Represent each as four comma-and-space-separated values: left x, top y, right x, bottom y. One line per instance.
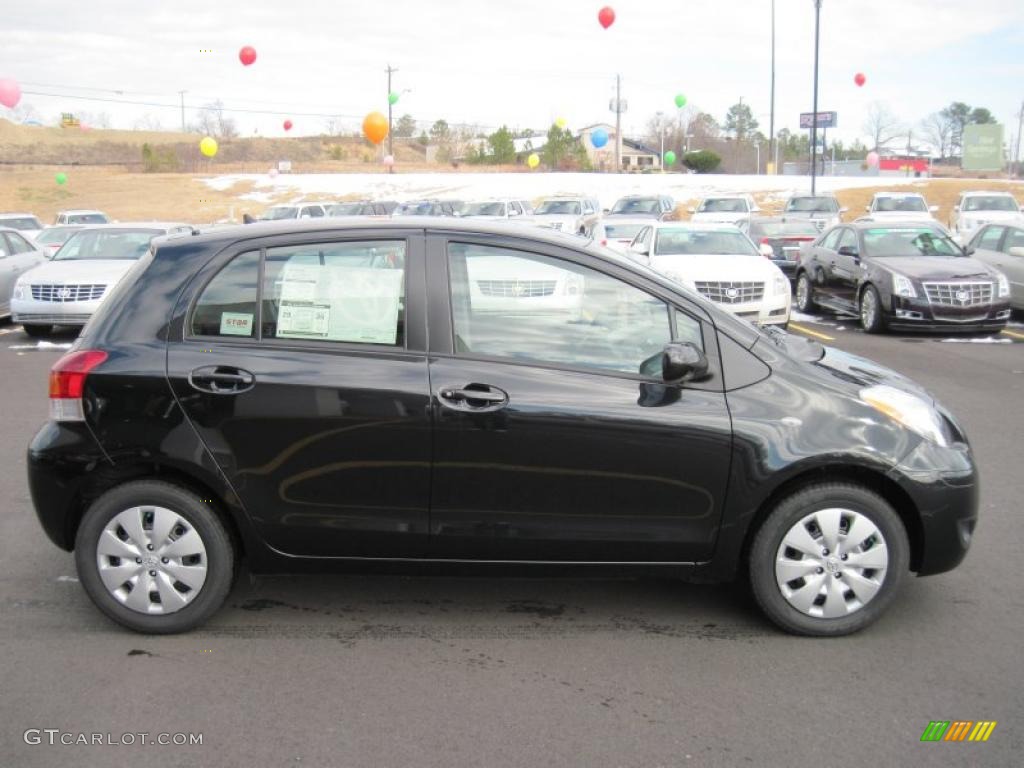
388, 91, 399, 105
55, 172, 67, 185
664, 151, 677, 166
674, 93, 687, 109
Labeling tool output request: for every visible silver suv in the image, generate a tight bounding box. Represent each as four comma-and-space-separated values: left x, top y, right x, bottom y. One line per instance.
532, 197, 601, 235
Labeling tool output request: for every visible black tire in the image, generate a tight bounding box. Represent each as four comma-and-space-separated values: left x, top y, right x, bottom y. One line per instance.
748, 482, 909, 637
23, 324, 53, 338
74, 480, 235, 634
859, 284, 886, 333
795, 272, 816, 313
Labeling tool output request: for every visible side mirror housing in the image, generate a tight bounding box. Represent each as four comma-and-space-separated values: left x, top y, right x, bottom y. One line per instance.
688, 207, 696, 214
929, 205, 939, 213
759, 243, 775, 258
839, 206, 849, 213
953, 205, 960, 211
660, 342, 709, 383
865, 205, 871, 212
837, 245, 859, 258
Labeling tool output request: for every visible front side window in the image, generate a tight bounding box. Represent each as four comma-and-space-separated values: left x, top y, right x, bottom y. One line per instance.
820, 228, 842, 251
262, 241, 405, 345
6, 232, 34, 254
1003, 227, 1024, 252
836, 229, 858, 253
448, 243, 673, 375
862, 228, 963, 258
975, 226, 1005, 251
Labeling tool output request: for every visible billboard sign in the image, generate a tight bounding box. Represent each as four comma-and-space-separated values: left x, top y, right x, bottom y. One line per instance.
962, 124, 1003, 172
800, 111, 837, 129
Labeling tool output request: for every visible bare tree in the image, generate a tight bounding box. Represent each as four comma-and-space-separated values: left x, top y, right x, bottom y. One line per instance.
134, 113, 163, 132
192, 100, 238, 138
920, 111, 953, 160
862, 102, 904, 151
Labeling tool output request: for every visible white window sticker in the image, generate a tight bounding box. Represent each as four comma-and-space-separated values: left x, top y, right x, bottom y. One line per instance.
219, 312, 253, 336
278, 305, 330, 337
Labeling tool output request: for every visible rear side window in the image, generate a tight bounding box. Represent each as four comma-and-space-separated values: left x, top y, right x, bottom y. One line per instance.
6, 232, 34, 254
191, 251, 260, 337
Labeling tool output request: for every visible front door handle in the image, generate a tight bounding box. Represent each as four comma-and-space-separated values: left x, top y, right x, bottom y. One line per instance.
188, 365, 255, 395
437, 384, 508, 411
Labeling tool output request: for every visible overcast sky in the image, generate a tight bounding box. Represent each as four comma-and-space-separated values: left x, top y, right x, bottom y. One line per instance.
2, 0, 1023, 148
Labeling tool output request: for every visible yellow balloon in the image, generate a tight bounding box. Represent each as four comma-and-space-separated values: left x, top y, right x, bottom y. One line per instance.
199, 136, 218, 158
555, 117, 567, 129
527, 153, 540, 169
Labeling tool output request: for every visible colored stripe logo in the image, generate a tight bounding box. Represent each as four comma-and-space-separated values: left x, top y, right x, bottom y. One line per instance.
921, 721, 997, 742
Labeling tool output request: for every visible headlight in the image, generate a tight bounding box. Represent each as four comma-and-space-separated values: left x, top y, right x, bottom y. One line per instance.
996, 272, 1010, 298
892, 273, 916, 298
13, 282, 27, 300
860, 385, 948, 447
773, 276, 788, 295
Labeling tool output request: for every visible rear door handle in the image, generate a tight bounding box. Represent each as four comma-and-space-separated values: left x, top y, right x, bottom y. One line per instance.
437, 384, 508, 411
188, 365, 255, 395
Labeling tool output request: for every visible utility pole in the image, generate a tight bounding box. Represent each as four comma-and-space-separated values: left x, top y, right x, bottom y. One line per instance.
615, 74, 622, 172
810, 0, 823, 195
906, 129, 913, 178
769, 0, 776, 174
178, 90, 186, 133
1014, 100, 1024, 178
656, 111, 665, 170
385, 64, 397, 174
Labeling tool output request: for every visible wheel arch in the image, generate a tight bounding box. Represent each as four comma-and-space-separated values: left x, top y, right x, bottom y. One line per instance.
737, 463, 924, 575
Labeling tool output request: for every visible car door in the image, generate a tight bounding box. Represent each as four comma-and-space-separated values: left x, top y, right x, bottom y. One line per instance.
2, 233, 45, 311
424, 234, 732, 562
829, 228, 862, 310
806, 227, 842, 303
166, 231, 432, 558
998, 226, 1024, 305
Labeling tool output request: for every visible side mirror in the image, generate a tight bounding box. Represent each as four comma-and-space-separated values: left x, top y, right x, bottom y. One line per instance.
839, 206, 849, 213
929, 205, 939, 213
864, 205, 871, 212
508, 209, 519, 217
1008, 246, 1024, 258
759, 242, 775, 258
751, 206, 761, 213
602, 208, 610, 214
953, 205, 960, 211
660, 342, 709, 383
688, 207, 696, 214
837, 245, 859, 258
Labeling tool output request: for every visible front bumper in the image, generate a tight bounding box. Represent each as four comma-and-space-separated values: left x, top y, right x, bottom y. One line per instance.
887, 295, 1011, 332
12, 296, 102, 326
701, 294, 791, 326
889, 437, 978, 576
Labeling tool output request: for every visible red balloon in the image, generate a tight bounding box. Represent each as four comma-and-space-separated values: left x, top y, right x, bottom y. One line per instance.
239, 46, 257, 66
597, 6, 615, 29
283, 119, 293, 132
854, 72, 866, 87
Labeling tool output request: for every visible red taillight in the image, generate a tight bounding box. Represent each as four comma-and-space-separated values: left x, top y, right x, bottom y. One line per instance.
760, 237, 771, 244
784, 236, 815, 242
49, 350, 107, 418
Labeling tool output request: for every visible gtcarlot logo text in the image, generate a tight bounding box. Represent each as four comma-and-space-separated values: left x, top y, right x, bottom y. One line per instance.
23, 729, 203, 746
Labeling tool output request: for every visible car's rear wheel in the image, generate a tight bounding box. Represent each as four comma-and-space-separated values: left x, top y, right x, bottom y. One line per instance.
75, 480, 235, 634
860, 285, 886, 333
795, 273, 816, 313
749, 482, 909, 636
23, 324, 52, 338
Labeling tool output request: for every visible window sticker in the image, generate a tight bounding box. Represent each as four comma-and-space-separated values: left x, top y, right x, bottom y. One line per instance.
277, 262, 403, 344
219, 312, 254, 336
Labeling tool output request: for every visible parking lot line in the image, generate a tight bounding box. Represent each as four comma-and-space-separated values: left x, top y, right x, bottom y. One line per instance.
788, 323, 835, 342
1000, 329, 1024, 341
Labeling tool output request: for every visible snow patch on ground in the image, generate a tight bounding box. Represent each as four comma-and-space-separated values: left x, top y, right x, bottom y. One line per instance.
203, 172, 895, 210
8, 341, 73, 350
937, 337, 1012, 344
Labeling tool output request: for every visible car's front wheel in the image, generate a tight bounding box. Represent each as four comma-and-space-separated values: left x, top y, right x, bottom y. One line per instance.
860, 285, 886, 333
749, 482, 909, 636
75, 480, 235, 634
795, 273, 816, 313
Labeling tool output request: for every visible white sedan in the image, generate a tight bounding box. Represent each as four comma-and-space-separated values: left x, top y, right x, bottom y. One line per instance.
627, 222, 791, 327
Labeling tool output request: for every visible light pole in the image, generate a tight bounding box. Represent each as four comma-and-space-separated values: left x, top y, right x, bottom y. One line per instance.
769, 0, 776, 174
810, 0, 823, 194
656, 111, 665, 170
385, 64, 398, 173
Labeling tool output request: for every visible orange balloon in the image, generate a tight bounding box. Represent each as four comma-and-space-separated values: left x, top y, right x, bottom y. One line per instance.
362, 111, 389, 145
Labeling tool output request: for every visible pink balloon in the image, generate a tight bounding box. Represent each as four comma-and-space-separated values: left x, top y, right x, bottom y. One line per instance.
79, 122, 91, 132
866, 151, 879, 167
0, 78, 21, 109
383, 155, 395, 166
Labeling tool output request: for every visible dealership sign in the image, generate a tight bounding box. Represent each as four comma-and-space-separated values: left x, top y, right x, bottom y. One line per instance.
800, 111, 837, 129
962, 124, 1004, 172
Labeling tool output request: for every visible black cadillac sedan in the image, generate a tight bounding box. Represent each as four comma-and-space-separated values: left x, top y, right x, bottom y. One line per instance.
794, 221, 1011, 333
28, 219, 978, 636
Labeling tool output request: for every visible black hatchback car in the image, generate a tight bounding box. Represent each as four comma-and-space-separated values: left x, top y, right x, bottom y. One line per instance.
28, 219, 978, 636
795, 222, 1011, 333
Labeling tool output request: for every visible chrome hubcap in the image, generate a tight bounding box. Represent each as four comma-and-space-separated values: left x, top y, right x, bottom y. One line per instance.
775, 508, 889, 619
95, 506, 208, 615
797, 278, 808, 308
861, 291, 876, 326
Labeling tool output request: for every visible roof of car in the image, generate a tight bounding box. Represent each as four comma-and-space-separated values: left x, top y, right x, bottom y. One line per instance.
0, 212, 40, 218
650, 221, 744, 231
57, 209, 106, 214
849, 219, 945, 230
71, 222, 192, 232
960, 190, 1016, 197
871, 192, 925, 198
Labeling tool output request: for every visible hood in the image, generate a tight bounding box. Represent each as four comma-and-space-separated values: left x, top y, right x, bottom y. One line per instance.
870, 256, 994, 281
959, 211, 1023, 225
649, 253, 783, 283
18, 259, 139, 286
783, 210, 837, 221
866, 210, 935, 221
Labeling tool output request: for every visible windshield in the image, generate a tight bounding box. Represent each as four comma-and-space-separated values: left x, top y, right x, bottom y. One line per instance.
874, 196, 927, 213
785, 197, 837, 213
261, 206, 299, 220
963, 195, 1019, 212
750, 220, 820, 238
394, 202, 433, 216
604, 224, 645, 240
462, 202, 506, 217
66, 213, 108, 224
862, 227, 964, 258
54, 229, 162, 260
35, 226, 81, 244
536, 200, 581, 215
654, 229, 759, 256
328, 203, 363, 215
611, 198, 659, 214
698, 198, 748, 213
1, 216, 43, 230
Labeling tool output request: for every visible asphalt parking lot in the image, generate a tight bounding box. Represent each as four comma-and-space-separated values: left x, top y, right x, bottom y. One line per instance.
1, 317, 1022, 768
